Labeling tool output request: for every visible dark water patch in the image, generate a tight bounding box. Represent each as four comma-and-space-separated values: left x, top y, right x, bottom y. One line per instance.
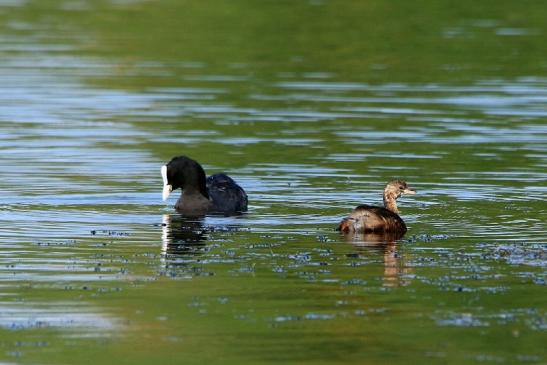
479, 243, 547, 267
435, 312, 489, 327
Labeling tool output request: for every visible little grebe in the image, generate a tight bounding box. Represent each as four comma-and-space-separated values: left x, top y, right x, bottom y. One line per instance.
337, 180, 416, 235
161, 156, 248, 216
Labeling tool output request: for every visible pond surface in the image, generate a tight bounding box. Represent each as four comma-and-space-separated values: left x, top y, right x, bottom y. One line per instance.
0, 1, 546, 364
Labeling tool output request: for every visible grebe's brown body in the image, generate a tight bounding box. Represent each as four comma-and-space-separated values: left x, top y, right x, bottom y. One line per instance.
338, 180, 416, 235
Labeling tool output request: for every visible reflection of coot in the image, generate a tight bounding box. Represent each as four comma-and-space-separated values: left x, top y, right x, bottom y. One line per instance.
161, 214, 208, 256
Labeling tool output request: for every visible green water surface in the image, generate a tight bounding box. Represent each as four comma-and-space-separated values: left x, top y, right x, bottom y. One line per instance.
0, 1, 545, 364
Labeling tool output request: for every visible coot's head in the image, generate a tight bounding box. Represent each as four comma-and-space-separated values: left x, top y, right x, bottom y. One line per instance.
385, 180, 416, 199
161, 156, 209, 201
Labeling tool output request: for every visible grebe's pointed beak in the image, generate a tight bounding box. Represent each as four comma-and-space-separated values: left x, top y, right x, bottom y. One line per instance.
161, 165, 172, 201
403, 188, 416, 195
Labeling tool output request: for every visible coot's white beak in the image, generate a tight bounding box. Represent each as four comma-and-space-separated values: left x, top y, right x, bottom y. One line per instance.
161, 165, 172, 201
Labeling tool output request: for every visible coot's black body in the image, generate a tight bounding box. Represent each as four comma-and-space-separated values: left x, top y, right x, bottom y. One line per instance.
206, 173, 248, 214
162, 156, 247, 216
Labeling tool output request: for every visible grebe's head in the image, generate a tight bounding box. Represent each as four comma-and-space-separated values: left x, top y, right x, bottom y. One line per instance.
385, 180, 416, 199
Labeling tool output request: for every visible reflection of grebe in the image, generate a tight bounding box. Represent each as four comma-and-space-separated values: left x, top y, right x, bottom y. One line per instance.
342, 232, 412, 287
338, 180, 416, 235
161, 155, 247, 216
161, 214, 208, 256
